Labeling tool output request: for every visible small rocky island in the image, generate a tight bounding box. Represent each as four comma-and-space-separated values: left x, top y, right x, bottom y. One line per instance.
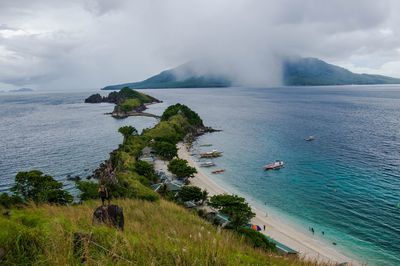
85, 87, 162, 118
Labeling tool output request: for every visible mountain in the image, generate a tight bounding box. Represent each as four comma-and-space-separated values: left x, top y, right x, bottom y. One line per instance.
103, 62, 231, 90
102, 57, 400, 90
283, 57, 400, 86
8, 88, 34, 92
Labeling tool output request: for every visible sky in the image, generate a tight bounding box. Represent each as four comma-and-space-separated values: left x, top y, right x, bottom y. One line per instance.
1, 0, 400, 90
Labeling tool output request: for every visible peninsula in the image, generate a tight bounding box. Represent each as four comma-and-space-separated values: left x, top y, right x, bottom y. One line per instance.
85, 87, 161, 118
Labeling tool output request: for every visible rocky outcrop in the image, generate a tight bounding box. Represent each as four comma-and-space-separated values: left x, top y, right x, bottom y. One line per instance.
84, 93, 103, 103
92, 158, 117, 184
93, 205, 124, 230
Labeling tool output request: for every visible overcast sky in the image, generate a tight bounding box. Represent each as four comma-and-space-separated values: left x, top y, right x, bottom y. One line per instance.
1, 0, 400, 90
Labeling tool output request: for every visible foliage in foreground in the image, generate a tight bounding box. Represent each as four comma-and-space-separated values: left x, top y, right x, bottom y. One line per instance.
0, 199, 319, 266
2, 170, 73, 206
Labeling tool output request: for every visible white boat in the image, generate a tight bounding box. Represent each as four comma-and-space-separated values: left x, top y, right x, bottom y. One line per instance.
305, 136, 315, 141
264, 160, 284, 170
200, 161, 215, 167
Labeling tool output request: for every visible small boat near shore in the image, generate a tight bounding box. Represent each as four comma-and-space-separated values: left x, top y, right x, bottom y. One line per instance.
200, 150, 223, 158
211, 169, 225, 174
305, 136, 315, 141
200, 143, 213, 147
264, 160, 284, 170
200, 161, 215, 167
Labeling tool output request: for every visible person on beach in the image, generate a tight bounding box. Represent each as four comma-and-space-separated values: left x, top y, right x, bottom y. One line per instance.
311, 227, 315, 234
98, 184, 109, 206
263, 225, 266, 231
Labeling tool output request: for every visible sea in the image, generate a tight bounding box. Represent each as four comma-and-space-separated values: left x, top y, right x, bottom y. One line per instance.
0, 86, 399, 265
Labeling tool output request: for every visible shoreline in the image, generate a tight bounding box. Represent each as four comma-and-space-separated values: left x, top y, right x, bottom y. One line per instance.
177, 142, 360, 265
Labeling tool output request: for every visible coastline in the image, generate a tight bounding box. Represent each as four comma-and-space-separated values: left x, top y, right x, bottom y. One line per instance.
177, 142, 360, 265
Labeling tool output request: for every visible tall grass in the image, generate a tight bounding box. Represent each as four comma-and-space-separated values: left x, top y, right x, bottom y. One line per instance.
0, 199, 329, 265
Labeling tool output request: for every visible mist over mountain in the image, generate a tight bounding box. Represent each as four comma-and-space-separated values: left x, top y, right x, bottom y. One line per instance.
102, 57, 400, 90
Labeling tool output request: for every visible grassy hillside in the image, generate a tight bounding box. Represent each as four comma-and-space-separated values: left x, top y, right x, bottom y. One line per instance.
0, 199, 323, 265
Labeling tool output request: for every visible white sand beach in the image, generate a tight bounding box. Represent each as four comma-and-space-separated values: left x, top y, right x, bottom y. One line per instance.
177, 142, 360, 266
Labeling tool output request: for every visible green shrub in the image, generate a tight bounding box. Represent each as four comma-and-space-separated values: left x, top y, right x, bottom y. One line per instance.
0, 193, 24, 208
237, 228, 276, 251
75, 180, 99, 201
135, 160, 157, 183
11, 170, 73, 205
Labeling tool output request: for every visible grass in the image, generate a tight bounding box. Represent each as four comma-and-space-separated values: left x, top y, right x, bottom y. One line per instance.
120, 98, 142, 112
0, 199, 328, 265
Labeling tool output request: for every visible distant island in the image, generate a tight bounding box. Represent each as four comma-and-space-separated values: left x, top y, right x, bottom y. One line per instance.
85, 87, 161, 118
102, 57, 400, 90
8, 88, 34, 92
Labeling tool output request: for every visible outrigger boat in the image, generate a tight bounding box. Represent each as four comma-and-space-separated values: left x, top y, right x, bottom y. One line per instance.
200, 143, 213, 147
200, 150, 223, 158
200, 161, 215, 167
211, 169, 225, 174
305, 136, 315, 141
264, 160, 284, 170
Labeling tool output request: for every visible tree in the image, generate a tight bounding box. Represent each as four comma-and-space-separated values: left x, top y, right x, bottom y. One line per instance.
118, 125, 138, 144
75, 180, 99, 201
11, 170, 73, 205
208, 194, 255, 230
135, 160, 157, 182
154, 141, 178, 160
0, 193, 24, 208
178, 186, 208, 204
167, 158, 197, 179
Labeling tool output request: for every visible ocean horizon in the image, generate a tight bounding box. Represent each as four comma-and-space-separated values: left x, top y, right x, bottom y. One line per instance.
1, 86, 399, 265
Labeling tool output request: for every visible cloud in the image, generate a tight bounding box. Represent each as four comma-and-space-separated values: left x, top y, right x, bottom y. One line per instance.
0, 0, 400, 90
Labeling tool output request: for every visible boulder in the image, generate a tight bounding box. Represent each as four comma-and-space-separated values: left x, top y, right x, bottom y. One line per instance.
92, 205, 124, 230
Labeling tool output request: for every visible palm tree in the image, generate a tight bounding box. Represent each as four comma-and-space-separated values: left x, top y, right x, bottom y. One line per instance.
118, 125, 138, 144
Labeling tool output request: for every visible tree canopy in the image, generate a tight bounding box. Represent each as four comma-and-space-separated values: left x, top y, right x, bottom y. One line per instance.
161, 103, 203, 127
11, 170, 73, 205
118, 125, 138, 143
154, 141, 178, 160
178, 186, 208, 204
208, 194, 255, 229
167, 158, 197, 179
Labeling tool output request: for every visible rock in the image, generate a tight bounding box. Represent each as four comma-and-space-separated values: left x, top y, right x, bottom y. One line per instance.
84, 93, 103, 103
92, 205, 124, 230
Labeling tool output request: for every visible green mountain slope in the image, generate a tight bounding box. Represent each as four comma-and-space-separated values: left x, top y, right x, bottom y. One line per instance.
102, 58, 400, 90
283, 57, 400, 86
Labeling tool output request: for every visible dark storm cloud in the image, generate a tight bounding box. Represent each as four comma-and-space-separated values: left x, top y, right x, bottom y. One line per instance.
0, 0, 399, 90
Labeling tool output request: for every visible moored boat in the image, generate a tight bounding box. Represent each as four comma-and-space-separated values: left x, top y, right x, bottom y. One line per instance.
211, 169, 225, 174
305, 136, 315, 141
264, 160, 284, 170
200, 149, 223, 158
200, 143, 213, 147
200, 161, 215, 167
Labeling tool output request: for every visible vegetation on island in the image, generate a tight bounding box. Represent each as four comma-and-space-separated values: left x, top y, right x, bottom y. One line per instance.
85, 87, 161, 118
0, 102, 328, 265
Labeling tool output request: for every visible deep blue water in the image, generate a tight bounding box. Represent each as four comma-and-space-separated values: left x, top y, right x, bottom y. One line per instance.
1, 86, 399, 265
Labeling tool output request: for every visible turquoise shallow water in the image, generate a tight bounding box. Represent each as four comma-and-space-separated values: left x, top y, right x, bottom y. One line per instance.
144, 86, 400, 266
1, 86, 399, 265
